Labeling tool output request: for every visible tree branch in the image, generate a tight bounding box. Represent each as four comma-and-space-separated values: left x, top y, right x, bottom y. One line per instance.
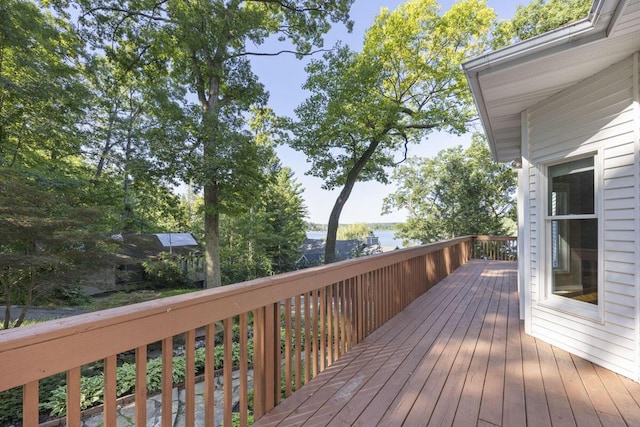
245, 0, 328, 14
402, 123, 438, 131
392, 132, 410, 166
228, 47, 332, 59
81, 4, 170, 24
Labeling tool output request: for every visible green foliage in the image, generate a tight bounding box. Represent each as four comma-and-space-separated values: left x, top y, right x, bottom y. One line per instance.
67, 0, 355, 288
0, 0, 89, 170
1, 0, 356, 292
41, 340, 254, 418
220, 160, 307, 285
492, 0, 592, 48
2, 317, 315, 423
0, 167, 119, 328
0, 387, 22, 426
288, 0, 496, 263
0, 374, 66, 425
142, 252, 191, 289
384, 134, 517, 244
230, 412, 255, 427
43, 374, 107, 417
291, 0, 496, 188
144, 357, 164, 395
44, 283, 93, 307
337, 223, 371, 241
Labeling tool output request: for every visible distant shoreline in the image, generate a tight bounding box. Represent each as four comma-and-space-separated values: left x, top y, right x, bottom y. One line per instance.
305, 222, 400, 232
306, 229, 415, 249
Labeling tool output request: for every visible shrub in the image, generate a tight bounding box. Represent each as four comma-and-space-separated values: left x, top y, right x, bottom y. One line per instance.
0, 387, 22, 426
142, 252, 191, 289
41, 341, 253, 418
0, 373, 66, 425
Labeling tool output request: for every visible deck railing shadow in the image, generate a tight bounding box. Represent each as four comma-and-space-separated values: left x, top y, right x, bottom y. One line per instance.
0, 235, 514, 426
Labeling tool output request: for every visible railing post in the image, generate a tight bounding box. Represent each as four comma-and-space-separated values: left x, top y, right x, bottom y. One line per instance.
161, 338, 173, 427
223, 318, 233, 427
252, 303, 281, 417
66, 367, 81, 427
22, 381, 38, 427
253, 307, 265, 418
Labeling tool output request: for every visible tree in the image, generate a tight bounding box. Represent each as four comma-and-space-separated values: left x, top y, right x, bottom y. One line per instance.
219, 160, 307, 284
81, 49, 193, 233
492, 0, 592, 47
0, 0, 90, 170
337, 223, 370, 241
0, 167, 118, 329
383, 134, 516, 244
71, 0, 355, 287
261, 166, 308, 275
288, 0, 495, 263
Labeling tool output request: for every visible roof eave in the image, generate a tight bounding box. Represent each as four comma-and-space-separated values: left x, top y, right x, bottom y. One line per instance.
463, 0, 625, 162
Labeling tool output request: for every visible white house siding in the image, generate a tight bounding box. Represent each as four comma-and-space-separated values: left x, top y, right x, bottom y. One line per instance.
524, 54, 639, 379
612, 0, 640, 37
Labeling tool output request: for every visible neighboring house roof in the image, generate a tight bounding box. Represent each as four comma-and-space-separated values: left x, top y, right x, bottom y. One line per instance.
298, 238, 364, 266
463, 0, 640, 163
115, 233, 202, 264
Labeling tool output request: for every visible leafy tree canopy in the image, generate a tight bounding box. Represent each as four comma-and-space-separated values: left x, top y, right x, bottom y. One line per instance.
383, 134, 517, 245
337, 223, 371, 241
288, 0, 496, 263
64, 0, 355, 287
492, 0, 592, 47
219, 161, 307, 284
0, 0, 89, 170
0, 166, 119, 328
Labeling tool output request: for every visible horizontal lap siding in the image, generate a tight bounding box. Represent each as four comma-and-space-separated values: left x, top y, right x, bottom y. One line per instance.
526, 55, 639, 379
613, 0, 640, 36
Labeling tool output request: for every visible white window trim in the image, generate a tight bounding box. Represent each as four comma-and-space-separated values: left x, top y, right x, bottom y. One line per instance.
538, 150, 604, 323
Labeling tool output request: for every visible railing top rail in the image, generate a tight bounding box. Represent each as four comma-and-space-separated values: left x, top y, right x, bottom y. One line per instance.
0, 236, 473, 392
472, 235, 516, 241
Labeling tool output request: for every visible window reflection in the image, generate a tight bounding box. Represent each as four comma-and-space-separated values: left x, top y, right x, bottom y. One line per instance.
548, 158, 597, 305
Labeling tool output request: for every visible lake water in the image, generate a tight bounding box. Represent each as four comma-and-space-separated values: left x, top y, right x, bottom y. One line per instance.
306, 230, 417, 248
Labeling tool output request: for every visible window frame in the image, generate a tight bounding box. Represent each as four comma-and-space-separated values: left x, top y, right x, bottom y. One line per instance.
539, 152, 604, 321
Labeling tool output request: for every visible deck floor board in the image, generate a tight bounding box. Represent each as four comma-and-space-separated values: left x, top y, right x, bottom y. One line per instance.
253, 260, 640, 426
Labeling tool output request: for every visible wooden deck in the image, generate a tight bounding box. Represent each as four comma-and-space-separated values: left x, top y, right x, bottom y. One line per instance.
254, 260, 640, 426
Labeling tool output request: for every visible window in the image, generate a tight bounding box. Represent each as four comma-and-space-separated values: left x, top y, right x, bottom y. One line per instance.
546, 156, 598, 305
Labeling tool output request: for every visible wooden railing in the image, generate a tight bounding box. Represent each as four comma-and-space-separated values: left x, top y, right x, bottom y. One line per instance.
472, 235, 517, 261
0, 236, 512, 426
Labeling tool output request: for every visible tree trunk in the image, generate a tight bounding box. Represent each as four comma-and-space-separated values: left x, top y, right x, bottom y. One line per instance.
95, 105, 117, 179
2, 280, 11, 330
204, 183, 222, 287
325, 180, 356, 264
122, 106, 140, 232
194, 43, 226, 287
324, 139, 382, 264
13, 276, 33, 328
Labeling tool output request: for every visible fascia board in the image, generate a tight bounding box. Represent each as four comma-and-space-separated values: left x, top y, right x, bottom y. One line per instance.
462, 0, 626, 162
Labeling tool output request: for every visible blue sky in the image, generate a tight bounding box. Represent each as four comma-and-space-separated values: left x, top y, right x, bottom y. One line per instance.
250, 1, 521, 224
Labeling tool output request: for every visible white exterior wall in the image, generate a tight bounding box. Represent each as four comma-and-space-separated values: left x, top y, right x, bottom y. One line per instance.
523, 54, 640, 380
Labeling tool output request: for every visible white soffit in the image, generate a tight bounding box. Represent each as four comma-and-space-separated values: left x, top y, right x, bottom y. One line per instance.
464, 0, 640, 163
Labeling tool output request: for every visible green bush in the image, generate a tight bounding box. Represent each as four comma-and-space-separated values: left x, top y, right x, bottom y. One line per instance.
41, 341, 254, 418
0, 373, 66, 425
229, 412, 255, 427
142, 253, 191, 289
48, 284, 93, 306
44, 375, 105, 417
0, 387, 22, 426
